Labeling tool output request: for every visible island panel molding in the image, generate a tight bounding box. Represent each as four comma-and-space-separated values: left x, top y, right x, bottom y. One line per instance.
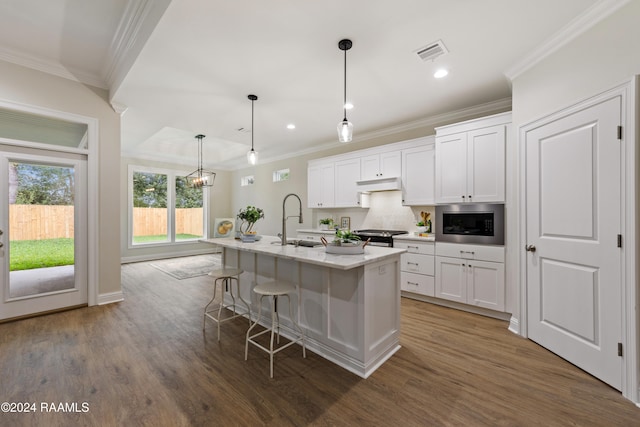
203, 236, 405, 378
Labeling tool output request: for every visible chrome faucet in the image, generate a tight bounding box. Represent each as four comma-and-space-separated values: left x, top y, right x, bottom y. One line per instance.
280, 193, 303, 245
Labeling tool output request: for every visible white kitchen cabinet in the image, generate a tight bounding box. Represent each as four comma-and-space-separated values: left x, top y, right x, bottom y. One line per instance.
435, 112, 510, 204
334, 158, 361, 207
402, 141, 435, 205
297, 231, 336, 242
395, 238, 435, 297
360, 151, 401, 180
307, 162, 334, 208
435, 242, 505, 312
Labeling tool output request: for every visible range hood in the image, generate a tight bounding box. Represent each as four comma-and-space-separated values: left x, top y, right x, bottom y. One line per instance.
356, 176, 402, 193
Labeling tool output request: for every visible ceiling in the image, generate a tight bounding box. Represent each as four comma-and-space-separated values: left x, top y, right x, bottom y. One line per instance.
0, 0, 606, 170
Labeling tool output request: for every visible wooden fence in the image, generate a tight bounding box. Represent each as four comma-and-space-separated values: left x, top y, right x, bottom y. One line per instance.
9, 205, 203, 240
10, 205, 74, 240
133, 207, 203, 237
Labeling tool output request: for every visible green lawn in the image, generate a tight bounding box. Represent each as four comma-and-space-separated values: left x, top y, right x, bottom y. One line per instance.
133, 234, 202, 244
10, 238, 74, 271
10, 234, 204, 271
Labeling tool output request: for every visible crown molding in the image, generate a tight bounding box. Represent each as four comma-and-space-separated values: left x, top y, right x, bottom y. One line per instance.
110, 102, 129, 115
106, 0, 172, 99
505, 0, 632, 81
0, 46, 107, 89
225, 97, 512, 170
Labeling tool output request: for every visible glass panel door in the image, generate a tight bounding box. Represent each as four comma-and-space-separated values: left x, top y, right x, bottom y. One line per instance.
0, 146, 87, 320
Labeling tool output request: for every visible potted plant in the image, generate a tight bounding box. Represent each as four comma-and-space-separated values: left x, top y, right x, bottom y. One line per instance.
332, 229, 361, 246
319, 218, 333, 230
237, 205, 264, 234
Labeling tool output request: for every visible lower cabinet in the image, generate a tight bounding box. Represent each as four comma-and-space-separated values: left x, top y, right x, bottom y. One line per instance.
435, 242, 505, 312
395, 239, 435, 297
297, 231, 336, 242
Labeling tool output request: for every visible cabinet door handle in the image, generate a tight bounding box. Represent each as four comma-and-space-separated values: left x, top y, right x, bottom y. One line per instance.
407, 262, 419, 266
407, 281, 419, 286
468, 195, 472, 199
462, 195, 465, 200
408, 245, 419, 250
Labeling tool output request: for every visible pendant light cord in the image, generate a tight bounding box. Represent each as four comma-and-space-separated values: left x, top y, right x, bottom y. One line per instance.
197, 135, 203, 176
251, 98, 254, 151
343, 47, 347, 121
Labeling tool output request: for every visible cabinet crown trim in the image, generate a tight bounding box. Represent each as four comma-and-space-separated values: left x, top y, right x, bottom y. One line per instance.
435, 112, 512, 137
308, 136, 434, 166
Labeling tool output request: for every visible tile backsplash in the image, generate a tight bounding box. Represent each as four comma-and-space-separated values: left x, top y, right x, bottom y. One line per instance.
313, 190, 434, 233
362, 191, 433, 232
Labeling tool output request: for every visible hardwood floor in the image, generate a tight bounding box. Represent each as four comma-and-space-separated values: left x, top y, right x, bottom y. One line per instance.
1, 259, 638, 426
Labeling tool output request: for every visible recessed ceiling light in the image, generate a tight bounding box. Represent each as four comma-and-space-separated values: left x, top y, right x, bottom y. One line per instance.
434, 69, 449, 79
344, 102, 354, 110
287, 123, 296, 130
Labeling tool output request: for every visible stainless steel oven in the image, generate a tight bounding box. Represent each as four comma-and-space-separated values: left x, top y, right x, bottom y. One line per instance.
435, 204, 504, 245
353, 229, 407, 247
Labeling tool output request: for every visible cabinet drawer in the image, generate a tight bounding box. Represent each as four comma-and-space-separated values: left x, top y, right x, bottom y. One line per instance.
401, 253, 434, 276
401, 271, 434, 296
435, 242, 504, 263
394, 240, 435, 255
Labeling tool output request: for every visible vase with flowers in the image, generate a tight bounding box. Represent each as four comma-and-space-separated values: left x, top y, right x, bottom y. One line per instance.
237, 205, 264, 235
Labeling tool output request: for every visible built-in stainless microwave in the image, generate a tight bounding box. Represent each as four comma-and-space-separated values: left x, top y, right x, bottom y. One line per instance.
435, 204, 504, 245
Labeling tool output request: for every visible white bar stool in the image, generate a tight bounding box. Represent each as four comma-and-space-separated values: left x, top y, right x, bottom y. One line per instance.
203, 267, 251, 341
245, 280, 306, 378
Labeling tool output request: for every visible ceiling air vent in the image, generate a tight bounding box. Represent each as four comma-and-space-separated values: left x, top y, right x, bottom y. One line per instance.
415, 39, 448, 62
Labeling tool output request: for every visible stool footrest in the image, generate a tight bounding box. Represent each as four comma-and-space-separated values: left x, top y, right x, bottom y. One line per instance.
247, 330, 303, 356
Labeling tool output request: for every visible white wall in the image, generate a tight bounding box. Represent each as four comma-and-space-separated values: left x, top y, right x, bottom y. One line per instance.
510, 0, 640, 401
512, 2, 640, 126
0, 60, 121, 297
511, 0, 640, 319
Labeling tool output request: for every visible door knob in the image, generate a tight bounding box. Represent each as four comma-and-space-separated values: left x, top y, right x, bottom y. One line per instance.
525, 245, 536, 252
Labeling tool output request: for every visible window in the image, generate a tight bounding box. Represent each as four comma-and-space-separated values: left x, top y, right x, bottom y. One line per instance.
175, 176, 204, 241
273, 168, 290, 182
129, 166, 208, 247
241, 175, 254, 186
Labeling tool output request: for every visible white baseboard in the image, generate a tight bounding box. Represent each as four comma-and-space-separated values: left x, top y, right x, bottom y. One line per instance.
508, 316, 520, 335
400, 292, 512, 321
121, 247, 221, 264
97, 291, 124, 305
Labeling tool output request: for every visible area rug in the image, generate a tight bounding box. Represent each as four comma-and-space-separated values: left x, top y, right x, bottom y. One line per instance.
150, 254, 222, 280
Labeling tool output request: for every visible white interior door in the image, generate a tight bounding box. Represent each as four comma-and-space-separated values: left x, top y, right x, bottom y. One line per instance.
0, 145, 87, 320
524, 96, 622, 389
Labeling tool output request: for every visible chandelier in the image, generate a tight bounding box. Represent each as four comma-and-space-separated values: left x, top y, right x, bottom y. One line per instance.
187, 134, 216, 188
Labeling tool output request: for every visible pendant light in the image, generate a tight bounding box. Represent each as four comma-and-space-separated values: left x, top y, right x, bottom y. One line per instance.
247, 94, 258, 165
187, 134, 216, 188
337, 39, 353, 143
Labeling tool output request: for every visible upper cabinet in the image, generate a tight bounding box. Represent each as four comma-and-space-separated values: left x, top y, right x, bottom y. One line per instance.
360, 151, 402, 180
307, 136, 439, 209
435, 112, 510, 204
401, 137, 435, 205
308, 162, 335, 208
334, 158, 361, 207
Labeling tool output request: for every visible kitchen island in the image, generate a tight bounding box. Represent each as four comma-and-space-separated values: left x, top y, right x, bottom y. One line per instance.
202, 235, 406, 378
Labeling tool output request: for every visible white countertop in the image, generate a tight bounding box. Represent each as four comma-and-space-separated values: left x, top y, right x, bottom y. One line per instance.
393, 234, 435, 242
202, 235, 406, 270
299, 229, 436, 242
